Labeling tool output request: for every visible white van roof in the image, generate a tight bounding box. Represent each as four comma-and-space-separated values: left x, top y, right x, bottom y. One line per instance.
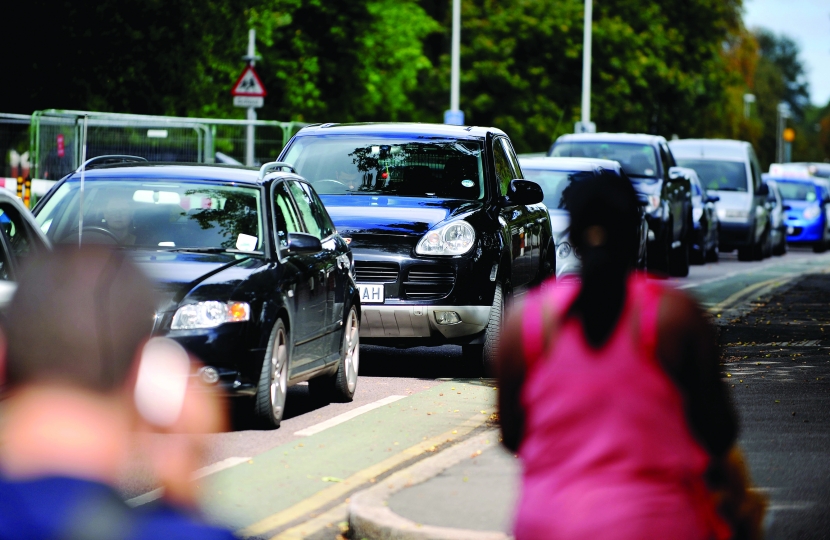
668, 139, 752, 160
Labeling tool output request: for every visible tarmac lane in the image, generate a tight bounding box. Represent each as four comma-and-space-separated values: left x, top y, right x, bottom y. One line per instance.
116, 249, 830, 539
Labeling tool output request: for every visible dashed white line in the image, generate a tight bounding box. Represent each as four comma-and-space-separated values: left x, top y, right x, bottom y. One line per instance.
294, 395, 407, 437
125, 455, 251, 507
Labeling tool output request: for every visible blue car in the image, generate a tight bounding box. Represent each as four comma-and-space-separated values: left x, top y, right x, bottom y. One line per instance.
775, 177, 830, 252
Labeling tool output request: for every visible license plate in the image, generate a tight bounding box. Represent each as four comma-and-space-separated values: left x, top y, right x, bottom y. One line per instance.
358, 284, 385, 304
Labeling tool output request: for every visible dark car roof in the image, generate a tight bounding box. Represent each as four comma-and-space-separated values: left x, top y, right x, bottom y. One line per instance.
294, 122, 503, 139
553, 133, 667, 146
63, 163, 262, 185
519, 156, 622, 173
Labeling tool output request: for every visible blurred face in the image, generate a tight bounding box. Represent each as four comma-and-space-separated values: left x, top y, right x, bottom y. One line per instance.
103, 199, 133, 233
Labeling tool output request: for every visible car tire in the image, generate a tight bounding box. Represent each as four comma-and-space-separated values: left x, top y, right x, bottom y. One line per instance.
669, 233, 690, 277
309, 306, 360, 403
706, 242, 719, 263
737, 245, 755, 261
812, 242, 827, 253
647, 230, 670, 275
254, 318, 289, 429
482, 282, 505, 376
773, 232, 787, 256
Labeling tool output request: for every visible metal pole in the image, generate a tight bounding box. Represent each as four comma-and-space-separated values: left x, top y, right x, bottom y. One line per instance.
79, 115, 88, 248
581, 0, 592, 126
450, 0, 461, 113
246, 29, 256, 167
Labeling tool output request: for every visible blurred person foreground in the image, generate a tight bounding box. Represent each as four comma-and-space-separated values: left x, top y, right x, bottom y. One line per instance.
496, 171, 765, 539
0, 247, 235, 539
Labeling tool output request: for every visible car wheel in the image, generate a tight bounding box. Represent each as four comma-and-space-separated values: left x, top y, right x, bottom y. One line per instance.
773, 232, 787, 256
647, 229, 670, 275
310, 306, 360, 403
737, 245, 755, 261
669, 233, 690, 277
463, 282, 505, 377
706, 242, 719, 263
254, 319, 289, 429
812, 242, 827, 253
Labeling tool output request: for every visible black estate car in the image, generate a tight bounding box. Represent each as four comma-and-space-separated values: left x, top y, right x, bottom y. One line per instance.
550, 133, 693, 277
278, 123, 554, 370
32, 157, 360, 428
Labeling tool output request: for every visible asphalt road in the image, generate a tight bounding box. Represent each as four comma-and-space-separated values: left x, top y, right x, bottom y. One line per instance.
119, 246, 830, 538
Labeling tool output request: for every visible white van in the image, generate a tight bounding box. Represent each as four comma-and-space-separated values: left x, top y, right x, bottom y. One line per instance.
667, 139, 770, 261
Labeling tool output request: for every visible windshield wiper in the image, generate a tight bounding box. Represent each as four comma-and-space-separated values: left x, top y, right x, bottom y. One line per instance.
161, 247, 263, 256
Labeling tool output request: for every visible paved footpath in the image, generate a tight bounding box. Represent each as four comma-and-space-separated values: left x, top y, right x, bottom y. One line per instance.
348, 268, 830, 540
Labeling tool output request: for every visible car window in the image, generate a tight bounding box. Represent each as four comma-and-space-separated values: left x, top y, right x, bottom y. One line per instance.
659, 145, 671, 179
522, 168, 595, 210
501, 139, 523, 180
750, 160, 762, 192
674, 159, 748, 192
286, 181, 323, 239
776, 181, 817, 202
551, 142, 659, 179
299, 183, 336, 238
0, 203, 34, 261
272, 182, 302, 251
493, 138, 515, 197
35, 179, 263, 251
283, 136, 485, 200
0, 236, 13, 280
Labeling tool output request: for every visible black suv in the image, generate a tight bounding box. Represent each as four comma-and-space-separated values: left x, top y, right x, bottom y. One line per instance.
549, 133, 693, 277
279, 123, 554, 370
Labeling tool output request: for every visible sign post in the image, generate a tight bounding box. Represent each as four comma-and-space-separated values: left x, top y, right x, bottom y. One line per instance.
232, 29, 266, 167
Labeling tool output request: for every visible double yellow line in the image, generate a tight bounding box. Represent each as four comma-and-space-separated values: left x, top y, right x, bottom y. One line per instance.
706, 275, 796, 315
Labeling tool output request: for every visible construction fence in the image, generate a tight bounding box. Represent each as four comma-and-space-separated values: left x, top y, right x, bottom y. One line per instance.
1, 110, 309, 207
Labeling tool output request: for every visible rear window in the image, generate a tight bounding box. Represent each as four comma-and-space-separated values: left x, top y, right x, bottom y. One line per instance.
776, 181, 818, 202
551, 142, 658, 179
674, 159, 748, 192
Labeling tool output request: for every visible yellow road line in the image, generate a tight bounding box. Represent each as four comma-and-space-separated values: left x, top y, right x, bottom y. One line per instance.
237, 410, 494, 538
269, 502, 348, 540
707, 275, 795, 314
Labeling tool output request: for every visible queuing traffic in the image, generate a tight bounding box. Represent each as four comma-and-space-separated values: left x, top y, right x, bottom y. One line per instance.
7, 123, 827, 428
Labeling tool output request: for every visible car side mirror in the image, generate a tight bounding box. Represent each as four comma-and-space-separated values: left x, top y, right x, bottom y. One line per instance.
707, 195, 720, 203
756, 183, 770, 196
635, 194, 649, 207
782, 204, 792, 211
668, 166, 685, 180
504, 179, 544, 205
287, 232, 322, 254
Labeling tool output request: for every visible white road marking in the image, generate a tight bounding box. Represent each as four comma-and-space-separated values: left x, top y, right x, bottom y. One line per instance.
125, 456, 251, 507
294, 395, 406, 437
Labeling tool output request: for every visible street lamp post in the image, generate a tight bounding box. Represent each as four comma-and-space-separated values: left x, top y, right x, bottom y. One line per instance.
776, 102, 791, 163
576, 0, 595, 133
444, 0, 464, 125
743, 93, 756, 119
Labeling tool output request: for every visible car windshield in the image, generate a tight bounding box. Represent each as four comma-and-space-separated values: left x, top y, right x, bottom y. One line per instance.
35, 179, 263, 252
282, 136, 485, 200
550, 142, 658, 179
775, 180, 818, 202
674, 159, 748, 192
522, 169, 593, 210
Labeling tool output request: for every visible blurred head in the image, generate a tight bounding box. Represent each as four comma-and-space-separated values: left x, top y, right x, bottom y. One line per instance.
564, 169, 640, 282
3, 246, 156, 393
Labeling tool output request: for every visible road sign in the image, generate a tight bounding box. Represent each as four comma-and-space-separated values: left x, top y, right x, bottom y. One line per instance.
233, 96, 264, 108
231, 66, 267, 97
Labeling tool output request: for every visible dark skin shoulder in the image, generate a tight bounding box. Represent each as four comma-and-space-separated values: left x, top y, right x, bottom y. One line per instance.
497, 286, 738, 457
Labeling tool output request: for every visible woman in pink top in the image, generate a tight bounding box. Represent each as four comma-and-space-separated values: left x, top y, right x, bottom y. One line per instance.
497, 171, 738, 540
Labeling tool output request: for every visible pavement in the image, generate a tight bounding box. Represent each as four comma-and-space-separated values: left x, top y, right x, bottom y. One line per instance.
347, 270, 830, 540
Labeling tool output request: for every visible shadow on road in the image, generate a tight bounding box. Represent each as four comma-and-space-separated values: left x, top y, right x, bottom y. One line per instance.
359, 344, 485, 380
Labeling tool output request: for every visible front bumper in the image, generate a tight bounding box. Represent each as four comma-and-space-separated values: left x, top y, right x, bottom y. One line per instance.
360, 305, 490, 339
785, 218, 824, 243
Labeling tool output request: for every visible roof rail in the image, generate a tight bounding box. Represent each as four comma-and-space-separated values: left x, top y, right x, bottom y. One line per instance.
258, 161, 296, 179
75, 155, 148, 173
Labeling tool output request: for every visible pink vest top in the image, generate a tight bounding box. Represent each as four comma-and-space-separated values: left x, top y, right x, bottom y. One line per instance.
514, 276, 730, 540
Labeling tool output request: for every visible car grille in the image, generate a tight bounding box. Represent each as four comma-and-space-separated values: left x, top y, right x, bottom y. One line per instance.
403, 265, 455, 300
354, 261, 399, 283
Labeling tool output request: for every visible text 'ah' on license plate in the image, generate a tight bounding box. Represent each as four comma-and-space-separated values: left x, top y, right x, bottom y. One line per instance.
358, 284, 385, 304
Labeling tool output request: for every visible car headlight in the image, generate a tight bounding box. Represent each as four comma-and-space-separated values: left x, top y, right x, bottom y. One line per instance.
557, 242, 572, 259
171, 301, 250, 330
644, 195, 661, 213
717, 208, 750, 221
416, 221, 476, 256
803, 206, 821, 220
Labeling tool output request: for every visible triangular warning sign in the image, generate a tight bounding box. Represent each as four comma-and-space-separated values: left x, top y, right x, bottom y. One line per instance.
231, 66, 267, 97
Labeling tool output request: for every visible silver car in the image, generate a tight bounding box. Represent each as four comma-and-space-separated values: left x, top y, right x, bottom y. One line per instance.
519, 157, 647, 279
